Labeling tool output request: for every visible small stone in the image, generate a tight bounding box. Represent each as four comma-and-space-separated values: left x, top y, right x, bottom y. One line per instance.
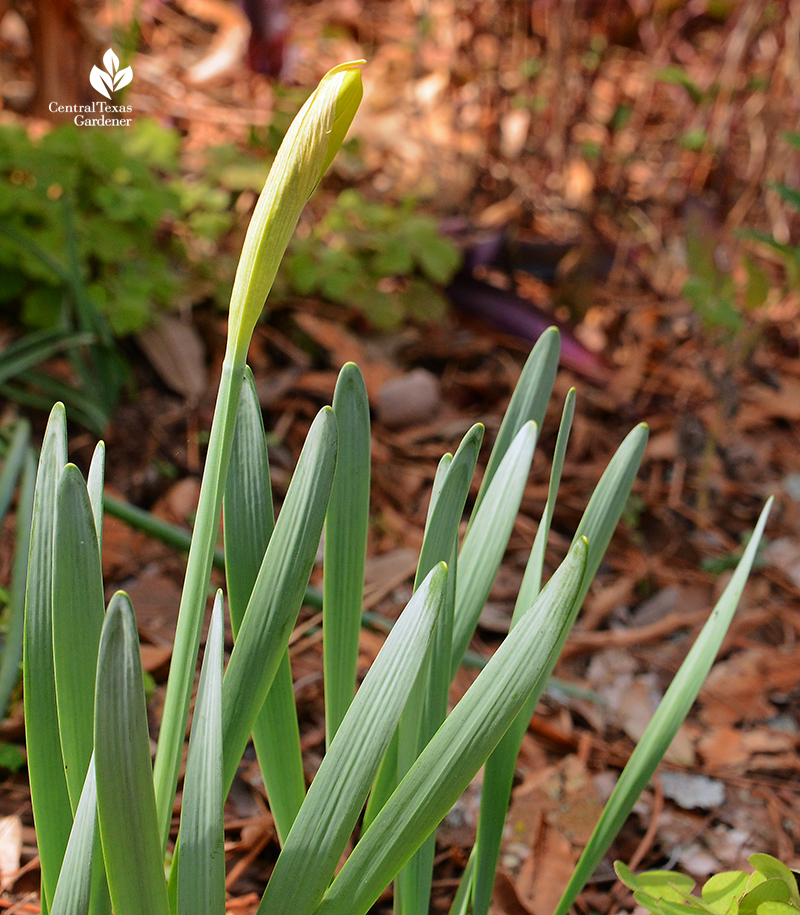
660, 772, 726, 810
376, 368, 441, 429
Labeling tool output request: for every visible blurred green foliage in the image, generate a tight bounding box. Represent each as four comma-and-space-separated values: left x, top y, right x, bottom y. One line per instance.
0, 118, 234, 337
683, 233, 769, 341
743, 132, 800, 292
684, 132, 800, 343
0, 117, 460, 341
0, 116, 461, 425
616, 853, 800, 915
279, 189, 462, 329
657, 65, 706, 105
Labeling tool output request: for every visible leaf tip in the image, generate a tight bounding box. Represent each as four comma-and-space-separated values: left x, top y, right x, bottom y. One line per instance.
48, 401, 67, 425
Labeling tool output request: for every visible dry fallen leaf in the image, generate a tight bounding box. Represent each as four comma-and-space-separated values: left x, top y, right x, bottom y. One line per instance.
0, 815, 22, 884
137, 315, 208, 402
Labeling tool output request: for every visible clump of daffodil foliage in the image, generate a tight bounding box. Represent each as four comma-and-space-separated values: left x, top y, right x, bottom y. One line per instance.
20, 60, 772, 915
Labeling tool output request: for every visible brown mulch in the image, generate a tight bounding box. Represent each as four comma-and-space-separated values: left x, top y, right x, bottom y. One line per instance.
2, 1, 800, 913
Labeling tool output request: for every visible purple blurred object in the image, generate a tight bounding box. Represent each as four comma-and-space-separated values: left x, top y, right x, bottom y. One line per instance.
446, 274, 610, 385
443, 223, 612, 384
239, 0, 289, 77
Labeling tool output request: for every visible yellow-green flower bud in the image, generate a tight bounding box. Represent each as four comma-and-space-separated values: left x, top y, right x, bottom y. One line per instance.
228, 61, 364, 362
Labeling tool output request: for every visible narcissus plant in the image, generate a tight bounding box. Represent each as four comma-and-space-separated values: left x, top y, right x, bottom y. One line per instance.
22, 61, 771, 915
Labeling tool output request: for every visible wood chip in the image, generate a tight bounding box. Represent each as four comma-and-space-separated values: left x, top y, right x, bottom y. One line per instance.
136, 316, 208, 402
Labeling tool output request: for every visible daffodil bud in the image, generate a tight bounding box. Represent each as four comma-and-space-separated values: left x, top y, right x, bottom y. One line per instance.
228, 61, 364, 362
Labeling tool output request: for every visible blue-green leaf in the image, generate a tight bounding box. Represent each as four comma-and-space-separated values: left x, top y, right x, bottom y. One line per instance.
23, 403, 71, 910
94, 592, 170, 915
324, 362, 371, 745
53, 464, 105, 810
221, 406, 337, 793
178, 592, 225, 915
256, 563, 447, 915
224, 366, 304, 843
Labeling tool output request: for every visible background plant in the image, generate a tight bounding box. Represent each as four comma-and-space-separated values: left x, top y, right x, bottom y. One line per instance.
0, 115, 461, 428
0, 119, 232, 336
0, 119, 234, 429
20, 62, 771, 915
743, 133, 800, 297
616, 853, 800, 915
278, 188, 462, 328
680, 198, 774, 513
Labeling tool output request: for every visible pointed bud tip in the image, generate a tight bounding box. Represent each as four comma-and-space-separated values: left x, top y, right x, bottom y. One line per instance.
335, 63, 364, 114
226, 62, 365, 360
321, 61, 364, 173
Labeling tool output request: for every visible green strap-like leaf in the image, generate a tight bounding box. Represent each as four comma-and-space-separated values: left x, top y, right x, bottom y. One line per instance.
517, 389, 576, 611
94, 592, 170, 915
87, 442, 105, 543
178, 592, 226, 915
314, 537, 588, 915
153, 358, 245, 850
250, 655, 303, 839
471, 388, 576, 915
573, 423, 648, 604
224, 367, 305, 843
221, 406, 338, 794
365, 425, 483, 835
472, 420, 646, 915
416, 425, 483, 591
0, 417, 30, 522
23, 403, 71, 911
553, 499, 773, 915
396, 425, 483, 915
50, 756, 97, 915
0, 444, 35, 721
53, 464, 106, 810
397, 541, 460, 915
472, 326, 559, 517
362, 727, 398, 830
256, 562, 447, 915
50, 755, 111, 915
451, 421, 539, 675
324, 362, 371, 746
224, 367, 276, 613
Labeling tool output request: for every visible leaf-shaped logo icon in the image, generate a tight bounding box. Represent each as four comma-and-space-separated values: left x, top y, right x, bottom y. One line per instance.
90, 65, 113, 99
90, 48, 133, 98
114, 66, 133, 91
103, 48, 120, 77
